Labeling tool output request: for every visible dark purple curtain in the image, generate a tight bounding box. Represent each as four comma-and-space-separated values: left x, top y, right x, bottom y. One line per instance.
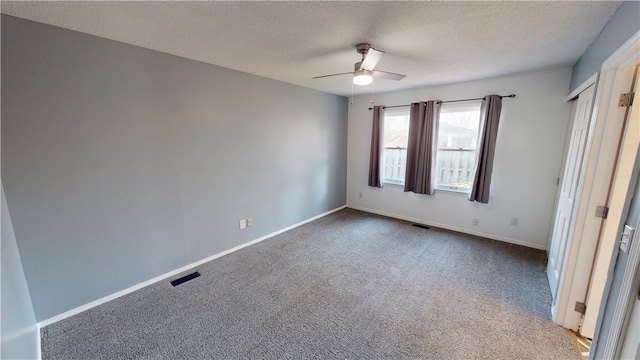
368, 106, 384, 188
469, 95, 502, 203
404, 101, 439, 195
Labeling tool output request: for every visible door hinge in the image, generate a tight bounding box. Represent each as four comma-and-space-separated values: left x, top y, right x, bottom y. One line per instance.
575, 301, 587, 315
595, 205, 609, 219
619, 92, 635, 107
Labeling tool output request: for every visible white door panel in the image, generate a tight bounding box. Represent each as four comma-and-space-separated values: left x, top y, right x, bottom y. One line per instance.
547, 84, 595, 301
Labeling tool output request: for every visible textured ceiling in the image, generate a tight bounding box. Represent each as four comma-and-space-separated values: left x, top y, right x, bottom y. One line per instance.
1, 1, 622, 97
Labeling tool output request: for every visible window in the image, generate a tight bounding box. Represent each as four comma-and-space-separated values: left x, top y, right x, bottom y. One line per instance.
382, 109, 410, 185
380, 102, 481, 191
435, 102, 482, 192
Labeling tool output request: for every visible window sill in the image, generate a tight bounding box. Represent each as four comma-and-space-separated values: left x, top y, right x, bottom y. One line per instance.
435, 187, 470, 196
381, 182, 470, 196
382, 180, 404, 187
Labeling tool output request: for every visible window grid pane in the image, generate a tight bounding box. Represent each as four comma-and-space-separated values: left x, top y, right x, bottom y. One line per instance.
436, 149, 476, 189
436, 103, 481, 190
383, 147, 407, 183
383, 111, 410, 184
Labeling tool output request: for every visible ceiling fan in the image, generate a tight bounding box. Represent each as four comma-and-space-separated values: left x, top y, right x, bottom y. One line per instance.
312, 43, 406, 85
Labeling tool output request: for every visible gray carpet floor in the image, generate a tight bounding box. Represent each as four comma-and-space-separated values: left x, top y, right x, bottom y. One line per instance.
42, 208, 581, 359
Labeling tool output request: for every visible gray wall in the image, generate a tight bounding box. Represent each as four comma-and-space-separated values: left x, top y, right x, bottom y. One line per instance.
1, 15, 348, 321
569, 1, 640, 92
1, 185, 39, 359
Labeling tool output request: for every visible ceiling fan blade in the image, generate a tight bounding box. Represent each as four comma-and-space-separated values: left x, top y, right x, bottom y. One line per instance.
360, 48, 384, 71
312, 72, 353, 79
373, 70, 406, 81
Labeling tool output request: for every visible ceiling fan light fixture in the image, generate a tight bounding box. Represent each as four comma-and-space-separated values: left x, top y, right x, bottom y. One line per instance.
353, 69, 373, 85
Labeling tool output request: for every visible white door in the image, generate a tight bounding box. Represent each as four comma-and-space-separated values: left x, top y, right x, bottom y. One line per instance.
583, 67, 640, 339
547, 84, 596, 301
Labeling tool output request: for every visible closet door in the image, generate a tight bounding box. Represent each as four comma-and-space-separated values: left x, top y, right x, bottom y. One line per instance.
547, 84, 595, 303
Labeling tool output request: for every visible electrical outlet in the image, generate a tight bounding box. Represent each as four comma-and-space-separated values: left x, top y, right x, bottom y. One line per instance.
472, 218, 480, 226
359, 192, 363, 199
247, 218, 253, 227
239, 219, 246, 229
511, 217, 520, 226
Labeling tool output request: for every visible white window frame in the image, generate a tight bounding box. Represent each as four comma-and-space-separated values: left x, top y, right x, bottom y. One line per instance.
381, 108, 410, 186
434, 101, 482, 194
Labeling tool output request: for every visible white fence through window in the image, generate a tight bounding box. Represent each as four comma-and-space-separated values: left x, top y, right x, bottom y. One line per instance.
383, 147, 406, 183
383, 147, 476, 189
436, 149, 476, 189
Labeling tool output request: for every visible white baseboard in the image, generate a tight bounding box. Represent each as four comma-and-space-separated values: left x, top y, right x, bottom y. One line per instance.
36, 323, 42, 360
347, 205, 546, 250
37, 205, 347, 329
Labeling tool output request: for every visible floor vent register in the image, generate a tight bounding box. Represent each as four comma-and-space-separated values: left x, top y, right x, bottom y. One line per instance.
170, 271, 201, 287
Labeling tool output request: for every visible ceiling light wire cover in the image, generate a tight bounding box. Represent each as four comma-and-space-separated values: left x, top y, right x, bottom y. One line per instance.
353, 69, 373, 85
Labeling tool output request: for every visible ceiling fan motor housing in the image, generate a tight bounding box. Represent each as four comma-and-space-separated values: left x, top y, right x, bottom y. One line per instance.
356, 43, 372, 55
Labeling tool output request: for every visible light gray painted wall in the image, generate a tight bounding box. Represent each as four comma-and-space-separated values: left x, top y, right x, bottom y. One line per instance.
569, 1, 640, 93
1, 185, 39, 359
1, 15, 347, 321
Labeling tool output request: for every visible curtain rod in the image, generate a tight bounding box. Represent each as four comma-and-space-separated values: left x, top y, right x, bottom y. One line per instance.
367, 94, 516, 110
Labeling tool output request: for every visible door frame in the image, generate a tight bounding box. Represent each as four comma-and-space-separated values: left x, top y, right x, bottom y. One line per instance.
552, 30, 640, 333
